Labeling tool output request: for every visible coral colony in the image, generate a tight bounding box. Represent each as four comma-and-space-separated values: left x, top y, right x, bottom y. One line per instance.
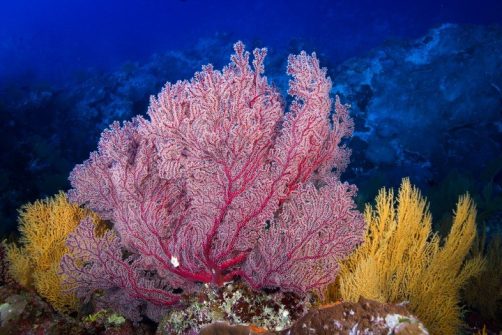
2, 38, 491, 335
60, 42, 365, 322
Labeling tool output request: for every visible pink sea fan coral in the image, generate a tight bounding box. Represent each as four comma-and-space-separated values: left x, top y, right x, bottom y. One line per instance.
61, 42, 365, 318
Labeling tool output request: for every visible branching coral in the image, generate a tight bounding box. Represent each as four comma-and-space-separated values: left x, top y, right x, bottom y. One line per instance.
464, 227, 502, 323
329, 178, 484, 335
4, 191, 101, 313
61, 41, 365, 321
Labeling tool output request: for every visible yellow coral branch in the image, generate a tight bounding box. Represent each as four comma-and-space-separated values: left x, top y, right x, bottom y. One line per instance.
4, 191, 101, 313
329, 178, 484, 335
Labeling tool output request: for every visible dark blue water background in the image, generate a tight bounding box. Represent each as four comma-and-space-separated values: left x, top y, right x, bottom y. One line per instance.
1, 0, 501, 86
0, 0, 501, 237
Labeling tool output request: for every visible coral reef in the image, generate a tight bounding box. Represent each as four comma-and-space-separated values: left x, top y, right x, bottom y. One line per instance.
0, 284, 153, 335
332, 178, 484, 334
0, 289, 83, 335
1, 275, 430, 335
4, 191, 101, 313
0, 26, 500, 334
280, 297, 429, 335
156, 281, 311, 334
61, 41, 365, 322
181, 297, 429, 335
1, 25, 501, 239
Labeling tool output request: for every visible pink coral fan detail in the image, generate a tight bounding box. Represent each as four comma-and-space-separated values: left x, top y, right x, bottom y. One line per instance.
63, 42, 365, 316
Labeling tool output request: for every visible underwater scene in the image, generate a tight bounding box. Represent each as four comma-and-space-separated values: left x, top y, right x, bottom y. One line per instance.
1, 0, 502, 334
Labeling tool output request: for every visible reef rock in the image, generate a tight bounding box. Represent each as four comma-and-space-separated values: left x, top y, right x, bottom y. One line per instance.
332, 24, 502, 191
169, 297, 428, 335
281, 297, 428, 335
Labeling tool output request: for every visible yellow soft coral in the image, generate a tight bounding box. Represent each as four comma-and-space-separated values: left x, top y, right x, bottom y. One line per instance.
3, 244, 30, 287
329, 178, 484, 335
464, 227, 502, 322
4, 191, 101, 313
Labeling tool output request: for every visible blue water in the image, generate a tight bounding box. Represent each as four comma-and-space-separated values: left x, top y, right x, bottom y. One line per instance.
1, 0, 501, 85
0, 3, 501, 332
0, 0, 501, 237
